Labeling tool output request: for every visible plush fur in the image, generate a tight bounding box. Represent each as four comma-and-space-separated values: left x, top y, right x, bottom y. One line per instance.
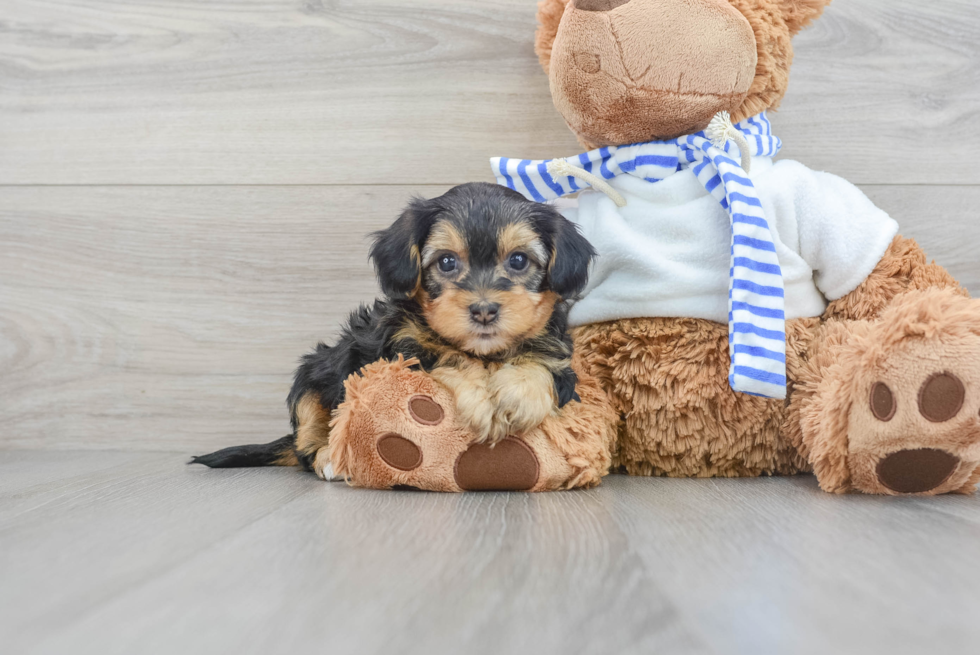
536, 0, 980, 494
573, 236, 976, 485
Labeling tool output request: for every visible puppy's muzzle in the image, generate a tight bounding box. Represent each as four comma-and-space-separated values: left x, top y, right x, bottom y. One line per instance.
469, 301, 500, 326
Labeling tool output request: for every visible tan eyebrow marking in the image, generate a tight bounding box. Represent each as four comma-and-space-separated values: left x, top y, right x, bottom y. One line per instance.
498, 222, 546, 265
422, 220, 468, 267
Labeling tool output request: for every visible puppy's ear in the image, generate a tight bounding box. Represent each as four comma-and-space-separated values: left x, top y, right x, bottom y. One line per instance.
541, 208, 596, 299
370, 198, 440, 298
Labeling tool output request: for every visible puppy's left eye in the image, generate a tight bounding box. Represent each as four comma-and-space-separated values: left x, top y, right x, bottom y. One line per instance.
508, 252, 529, 271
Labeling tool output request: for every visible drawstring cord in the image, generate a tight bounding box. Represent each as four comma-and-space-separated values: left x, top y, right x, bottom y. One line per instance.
546, 158, 627, 207
706, 111, 752, 173
546, 111, 750, 208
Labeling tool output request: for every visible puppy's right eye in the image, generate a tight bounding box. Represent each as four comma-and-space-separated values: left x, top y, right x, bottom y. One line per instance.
437, 254, 457, 273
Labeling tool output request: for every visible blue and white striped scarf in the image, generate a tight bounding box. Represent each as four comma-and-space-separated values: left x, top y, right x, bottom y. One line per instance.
491, 112, 787, 399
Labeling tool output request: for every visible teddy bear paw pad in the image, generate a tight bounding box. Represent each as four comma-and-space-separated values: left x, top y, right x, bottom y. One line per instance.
875, 448, 959, 494
376, 433, 423, 471
370, 396, 441, 476
408, 395, 444, 425
454, 437, 539, 491
917, 373, 965, 423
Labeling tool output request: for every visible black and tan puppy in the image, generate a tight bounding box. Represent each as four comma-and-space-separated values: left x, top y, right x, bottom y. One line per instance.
192, 182, 595, 477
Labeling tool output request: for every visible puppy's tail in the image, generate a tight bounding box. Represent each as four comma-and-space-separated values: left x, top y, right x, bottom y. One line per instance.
189, 434, 298, 468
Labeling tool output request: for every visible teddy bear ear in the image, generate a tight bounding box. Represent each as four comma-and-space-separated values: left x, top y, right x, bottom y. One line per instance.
779, 0, 833, 36
535, 0, 572, 74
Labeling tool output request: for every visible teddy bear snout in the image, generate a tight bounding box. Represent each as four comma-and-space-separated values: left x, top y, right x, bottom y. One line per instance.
550, 0, 759, 145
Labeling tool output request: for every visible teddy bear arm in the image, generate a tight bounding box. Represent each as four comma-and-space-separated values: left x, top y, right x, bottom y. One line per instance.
324, 356, 615, 491
823, 235, 966, 322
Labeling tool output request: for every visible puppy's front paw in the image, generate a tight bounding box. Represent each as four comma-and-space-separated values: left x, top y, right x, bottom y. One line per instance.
487, 363, 557, 444
313, 448, 344, 481
453, 384, 495, 443
430, 366, 494, 442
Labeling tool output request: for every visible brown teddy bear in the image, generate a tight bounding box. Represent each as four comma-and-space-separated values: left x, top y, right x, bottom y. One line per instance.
486, 0, 980, 495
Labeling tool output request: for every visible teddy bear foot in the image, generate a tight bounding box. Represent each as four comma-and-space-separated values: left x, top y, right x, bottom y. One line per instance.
370, 418, 541, 491
345, 394, 539, 491
805, 290, 980, 495
319, 357, 612, 492
852, 364, 980, 495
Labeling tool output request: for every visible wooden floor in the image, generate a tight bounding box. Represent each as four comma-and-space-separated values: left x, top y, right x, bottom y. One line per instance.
1, 451, 978, 655
3, 1, 980, 653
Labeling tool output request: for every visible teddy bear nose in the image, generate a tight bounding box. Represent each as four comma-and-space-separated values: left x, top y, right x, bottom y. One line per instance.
574, 0, 631, 10
469, 302, 500, 326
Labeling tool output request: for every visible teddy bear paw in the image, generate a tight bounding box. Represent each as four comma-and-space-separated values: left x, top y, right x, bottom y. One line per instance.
370, 393, 540, 491
825, 291, 980, 495
855, 370, 980, 494
324, 359, 559, 491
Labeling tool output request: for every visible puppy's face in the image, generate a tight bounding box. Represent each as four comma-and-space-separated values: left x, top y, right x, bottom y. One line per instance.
371, 183, 595, 356
419, 215, 554, 356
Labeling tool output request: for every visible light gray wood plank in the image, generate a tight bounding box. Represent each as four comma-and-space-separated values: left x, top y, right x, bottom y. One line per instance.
776, 0, 980, 184
861, 184, 980, 294
0, 0, 568, 185
0, 184, 448, 451
1, 0, 978, 185
602, 475, 980, 655
1, 184, 977, 452
0, 449, 154, 497
1, 451, 707, 655
0, 451, 319, 654
3, 454, 978, 655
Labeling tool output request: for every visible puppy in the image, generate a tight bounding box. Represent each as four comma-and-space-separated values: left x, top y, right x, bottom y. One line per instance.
192, 182, 595, 478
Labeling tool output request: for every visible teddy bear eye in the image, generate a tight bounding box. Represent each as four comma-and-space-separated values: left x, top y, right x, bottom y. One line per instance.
437, 254, 457, 273
572, 51, 601, 74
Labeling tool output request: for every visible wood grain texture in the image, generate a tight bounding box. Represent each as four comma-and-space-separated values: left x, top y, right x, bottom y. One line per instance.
0, 452, 709, 655
1, 452, 978, 655
601, 475, 980, 654
0, 184, 444, 451
2, 184, 978, 452
1, 0, 978, 185
777, 0, 980, 183
3, 3, 979, 654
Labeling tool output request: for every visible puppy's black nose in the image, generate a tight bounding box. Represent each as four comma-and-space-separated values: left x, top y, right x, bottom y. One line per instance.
469, 302, 500, 326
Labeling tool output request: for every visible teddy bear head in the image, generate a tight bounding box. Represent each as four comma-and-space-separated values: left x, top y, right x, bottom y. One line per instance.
535, 0, 832, 149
